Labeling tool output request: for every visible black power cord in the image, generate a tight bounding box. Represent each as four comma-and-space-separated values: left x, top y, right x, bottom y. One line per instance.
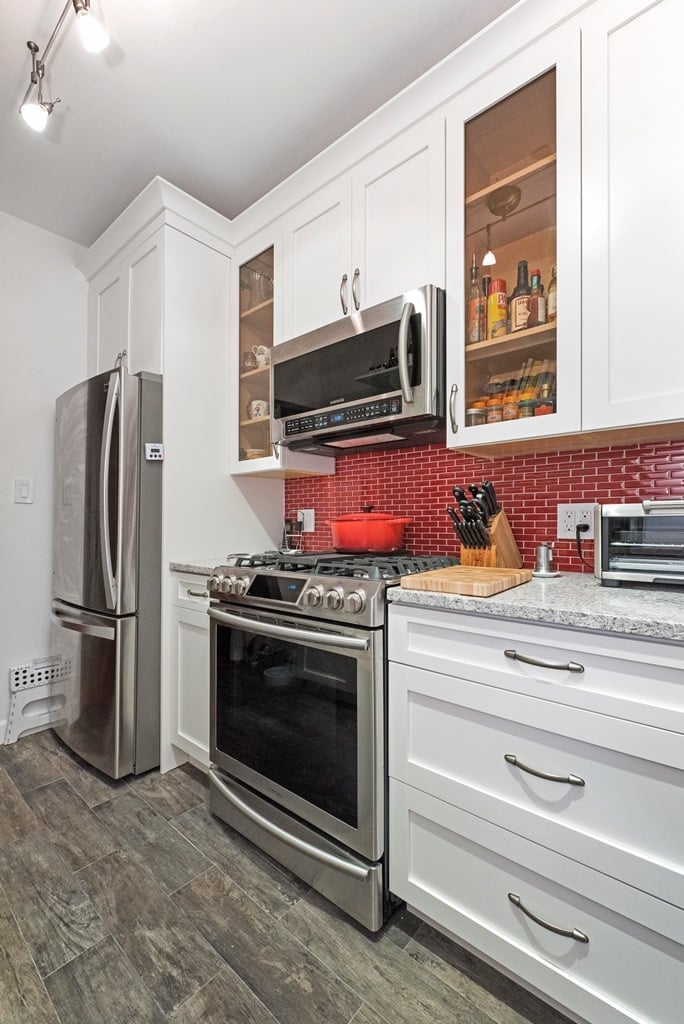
575, 522, 592, 568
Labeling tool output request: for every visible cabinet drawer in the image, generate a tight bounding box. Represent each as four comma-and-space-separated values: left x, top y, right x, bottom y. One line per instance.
389, 663, 684, 907
388, 605, 684, 737
170, 573, 211, 611
390, 780, 684, 1024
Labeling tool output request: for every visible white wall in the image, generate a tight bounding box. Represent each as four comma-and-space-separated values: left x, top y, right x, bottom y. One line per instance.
0, 211, 87, 734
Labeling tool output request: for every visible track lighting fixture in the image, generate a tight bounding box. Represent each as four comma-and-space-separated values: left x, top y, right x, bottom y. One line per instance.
19, 1, 109, 133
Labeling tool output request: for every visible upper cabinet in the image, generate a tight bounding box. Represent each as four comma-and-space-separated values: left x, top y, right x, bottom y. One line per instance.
581, 0, 684, 430
282, 114, 445, 341
445, 26, 582, 447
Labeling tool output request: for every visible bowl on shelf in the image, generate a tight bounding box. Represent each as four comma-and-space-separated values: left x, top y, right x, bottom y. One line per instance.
243, 448, 267, 460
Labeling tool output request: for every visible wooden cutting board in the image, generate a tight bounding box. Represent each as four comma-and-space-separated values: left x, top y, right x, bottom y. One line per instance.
400, 565, 532, 597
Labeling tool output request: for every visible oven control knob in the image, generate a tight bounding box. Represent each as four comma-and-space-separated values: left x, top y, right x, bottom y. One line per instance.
220, 575, 236, 594
324, 587, 345, 610
304, 585, 324, 607
207, 574, 222, 593
346, 589, 367, 614
233, 575, 250, 596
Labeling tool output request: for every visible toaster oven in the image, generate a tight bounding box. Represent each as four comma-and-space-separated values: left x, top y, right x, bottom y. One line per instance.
594, 500, 684, 587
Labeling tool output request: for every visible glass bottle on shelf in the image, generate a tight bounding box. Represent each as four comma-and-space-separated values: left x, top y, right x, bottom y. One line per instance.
463, 67, 557, 426
547, 264, 558, 322
238, 247, 274, 464
466, 254, 485, 344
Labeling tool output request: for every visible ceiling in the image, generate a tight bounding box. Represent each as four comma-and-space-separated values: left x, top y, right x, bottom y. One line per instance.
1, 0, 520, 247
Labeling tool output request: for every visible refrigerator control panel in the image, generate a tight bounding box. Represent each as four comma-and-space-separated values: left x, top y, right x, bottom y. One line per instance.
144, 443, 164, 461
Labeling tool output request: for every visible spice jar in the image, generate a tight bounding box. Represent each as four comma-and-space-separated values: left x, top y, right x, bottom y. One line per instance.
534, 398, 555, 416
466, 407, 486, 427
502, 397, 519, 420
486, 404, 503, 423
518, 398, 538, 418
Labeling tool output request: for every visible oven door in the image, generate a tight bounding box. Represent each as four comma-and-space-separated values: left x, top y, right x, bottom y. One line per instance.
208, 604, 384, 861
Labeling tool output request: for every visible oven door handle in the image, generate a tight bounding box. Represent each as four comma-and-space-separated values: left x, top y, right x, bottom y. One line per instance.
208, 607, 370, 651
208, 768, 371, 881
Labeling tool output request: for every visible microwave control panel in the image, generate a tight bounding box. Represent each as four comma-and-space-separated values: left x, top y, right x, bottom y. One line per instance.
283, 397, 402, 436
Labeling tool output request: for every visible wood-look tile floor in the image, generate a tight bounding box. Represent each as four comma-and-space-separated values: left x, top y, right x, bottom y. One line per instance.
0, 731, 575, 1024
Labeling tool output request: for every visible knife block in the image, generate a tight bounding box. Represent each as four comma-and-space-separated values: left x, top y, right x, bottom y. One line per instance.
459, 510, 523, 569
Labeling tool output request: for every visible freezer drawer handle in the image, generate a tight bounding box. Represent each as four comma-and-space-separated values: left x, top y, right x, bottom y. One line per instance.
508, 892, 589, 943
504, 753, 585, 787
504, 649, 584, 673
52, 608, 115, 640
208, 768, 370, 881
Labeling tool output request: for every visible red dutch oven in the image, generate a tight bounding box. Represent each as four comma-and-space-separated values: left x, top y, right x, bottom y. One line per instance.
324, 511, 413, 553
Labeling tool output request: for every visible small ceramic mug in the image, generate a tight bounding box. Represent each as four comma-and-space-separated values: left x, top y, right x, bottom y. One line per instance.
251, 344, 270, 368
248, 399, 269, 419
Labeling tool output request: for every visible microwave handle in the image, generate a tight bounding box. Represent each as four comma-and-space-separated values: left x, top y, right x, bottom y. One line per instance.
398, 301, 415, 404
642, 499, 684, 514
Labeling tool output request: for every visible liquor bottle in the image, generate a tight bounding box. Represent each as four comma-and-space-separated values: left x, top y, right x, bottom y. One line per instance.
467, 254, 485, 344
547, 264, 558, 322
510, 259, 531, 333
481, 276, 491, 340
528, 269, 546, 328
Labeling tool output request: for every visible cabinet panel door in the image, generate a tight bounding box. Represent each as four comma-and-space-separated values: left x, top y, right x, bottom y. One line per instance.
126, 232, 163, 375
282, 179, 352, 340
88, 265, 125, 375
170, 605, 210, 766
582, 0, 684, 429
351, 114, 445, 311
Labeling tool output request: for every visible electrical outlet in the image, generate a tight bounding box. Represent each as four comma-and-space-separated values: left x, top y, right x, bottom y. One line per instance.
298, 508, 315, 532
556, 503, 596, 540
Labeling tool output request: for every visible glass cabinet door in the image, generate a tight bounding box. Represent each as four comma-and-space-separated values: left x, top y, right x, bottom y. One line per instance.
238, 247, 274, 466
446, 28, 581, 446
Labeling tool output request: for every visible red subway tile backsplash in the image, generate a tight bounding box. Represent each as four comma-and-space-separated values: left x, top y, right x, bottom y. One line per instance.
285, 440, 684, 573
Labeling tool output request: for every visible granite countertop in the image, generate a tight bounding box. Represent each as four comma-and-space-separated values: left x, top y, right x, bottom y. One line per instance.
388, 573, 684, 642
170, 558, 225, 576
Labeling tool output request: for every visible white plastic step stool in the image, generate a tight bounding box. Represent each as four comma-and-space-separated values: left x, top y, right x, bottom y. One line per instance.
4, 656, 70, 745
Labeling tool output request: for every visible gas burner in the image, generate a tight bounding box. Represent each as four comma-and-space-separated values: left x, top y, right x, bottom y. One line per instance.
225, 551, 280, 568
310, 553, 459, 580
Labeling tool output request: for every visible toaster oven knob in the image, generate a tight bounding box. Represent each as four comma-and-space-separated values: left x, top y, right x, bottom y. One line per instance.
233, 575, 250, 596
324, 586, 345, 610
346, 589, 367, 614
304, 585, 324, 607
207, 574, 222, 593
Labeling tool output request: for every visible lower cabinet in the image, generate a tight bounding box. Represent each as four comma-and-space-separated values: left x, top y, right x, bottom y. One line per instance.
168, 574, 211, 767
388, 604, 684, 1024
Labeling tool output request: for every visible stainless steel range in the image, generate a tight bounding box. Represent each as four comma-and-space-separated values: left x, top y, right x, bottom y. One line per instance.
207, 550, 456, 931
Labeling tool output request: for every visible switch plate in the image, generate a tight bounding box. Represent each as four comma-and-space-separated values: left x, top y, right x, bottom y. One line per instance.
298, 508, 315, 532
557, 503, 596, 539
14, 478, 34, 504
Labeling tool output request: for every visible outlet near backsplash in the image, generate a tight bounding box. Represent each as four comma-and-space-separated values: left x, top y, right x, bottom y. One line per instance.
284, 440, 684, 574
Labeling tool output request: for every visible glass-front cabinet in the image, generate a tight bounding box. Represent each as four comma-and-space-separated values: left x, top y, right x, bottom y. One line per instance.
446, 27, 581, 448
238, 246, 274, 467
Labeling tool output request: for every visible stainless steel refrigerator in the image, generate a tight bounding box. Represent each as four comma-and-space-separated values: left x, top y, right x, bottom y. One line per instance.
51, 366, 162, 779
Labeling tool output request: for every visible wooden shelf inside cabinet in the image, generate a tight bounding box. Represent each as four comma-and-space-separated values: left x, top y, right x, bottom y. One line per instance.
239, 415, 270, 428
239, 366, 270, 381
465, 323, 556, 363
239, 298, 274, 339
465, 156, 556, 251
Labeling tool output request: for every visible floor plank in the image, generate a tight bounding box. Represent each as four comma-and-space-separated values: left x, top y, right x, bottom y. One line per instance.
24, 779, 119, 871
0, 767, 40, 849
93, 790, 212, 894
77, 848, 224, 1014
44, 935, 166, 1024
173, 865, 362, 1024
171, 802, 309, 917
280, 890, 496, 1024
130, 763, 208, 820
0, 830, 107, 978
0, 889, 60, 1024
170, 968, 279, 1024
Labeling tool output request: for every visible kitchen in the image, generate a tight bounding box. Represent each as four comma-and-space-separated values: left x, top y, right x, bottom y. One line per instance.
1, 1, 683, 1022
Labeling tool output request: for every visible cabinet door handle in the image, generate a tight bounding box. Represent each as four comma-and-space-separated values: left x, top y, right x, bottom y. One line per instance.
504, 753, 585, 787
339, 273, 349, 315
352, 267, 361, 310
504, 649, 584, 673
508, 893, 589, 943
449, 382, 458, 433
187, 589, 209, 598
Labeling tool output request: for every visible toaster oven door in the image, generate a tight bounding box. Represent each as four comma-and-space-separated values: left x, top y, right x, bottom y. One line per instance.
597, 500, 684, 585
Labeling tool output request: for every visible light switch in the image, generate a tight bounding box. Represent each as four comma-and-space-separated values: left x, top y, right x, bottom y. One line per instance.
14, 478, 34, 504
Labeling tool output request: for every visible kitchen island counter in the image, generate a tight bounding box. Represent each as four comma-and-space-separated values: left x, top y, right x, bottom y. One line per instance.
388, 572, 684, 642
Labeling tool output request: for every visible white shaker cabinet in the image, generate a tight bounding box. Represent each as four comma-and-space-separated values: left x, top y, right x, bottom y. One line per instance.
282, 113, 445, 341
168, 573, 211, 768
581, 0, 684, 430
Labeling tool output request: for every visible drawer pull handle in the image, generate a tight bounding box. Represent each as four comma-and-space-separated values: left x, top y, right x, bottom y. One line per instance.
187, 589, 209, 598
508, 893, 589, 943
504, 649, 584, 673
504, 753, 585, 787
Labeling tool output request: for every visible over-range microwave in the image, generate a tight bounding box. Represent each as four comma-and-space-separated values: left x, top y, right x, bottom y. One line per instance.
270, 285, 445, 456
595, 500, 684, 587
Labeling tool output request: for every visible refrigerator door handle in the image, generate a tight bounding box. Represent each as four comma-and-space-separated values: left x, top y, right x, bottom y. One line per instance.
52, 602, 116, 640
99, 369, 120, 610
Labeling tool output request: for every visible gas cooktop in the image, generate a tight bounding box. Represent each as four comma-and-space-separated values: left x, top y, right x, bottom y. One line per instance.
222, 550, 457, 580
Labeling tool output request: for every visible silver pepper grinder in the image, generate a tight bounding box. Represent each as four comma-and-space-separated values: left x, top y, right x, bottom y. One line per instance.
532, 541, 559, 577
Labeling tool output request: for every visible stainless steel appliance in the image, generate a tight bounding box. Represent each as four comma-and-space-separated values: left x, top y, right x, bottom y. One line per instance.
270, 285, 445, 456
207, 550, 456, 931
595, 500, 684, 586
51, 367, 162, 778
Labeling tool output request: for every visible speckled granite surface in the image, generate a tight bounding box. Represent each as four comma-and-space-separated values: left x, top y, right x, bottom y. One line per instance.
388, 573, 684, 642
170, 559, 225, 576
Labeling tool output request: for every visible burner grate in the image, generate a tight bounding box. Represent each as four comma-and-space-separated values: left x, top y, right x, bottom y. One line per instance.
313, 554, 459, 580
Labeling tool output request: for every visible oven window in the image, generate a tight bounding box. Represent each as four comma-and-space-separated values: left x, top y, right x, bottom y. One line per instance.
215, 623, 358, 827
